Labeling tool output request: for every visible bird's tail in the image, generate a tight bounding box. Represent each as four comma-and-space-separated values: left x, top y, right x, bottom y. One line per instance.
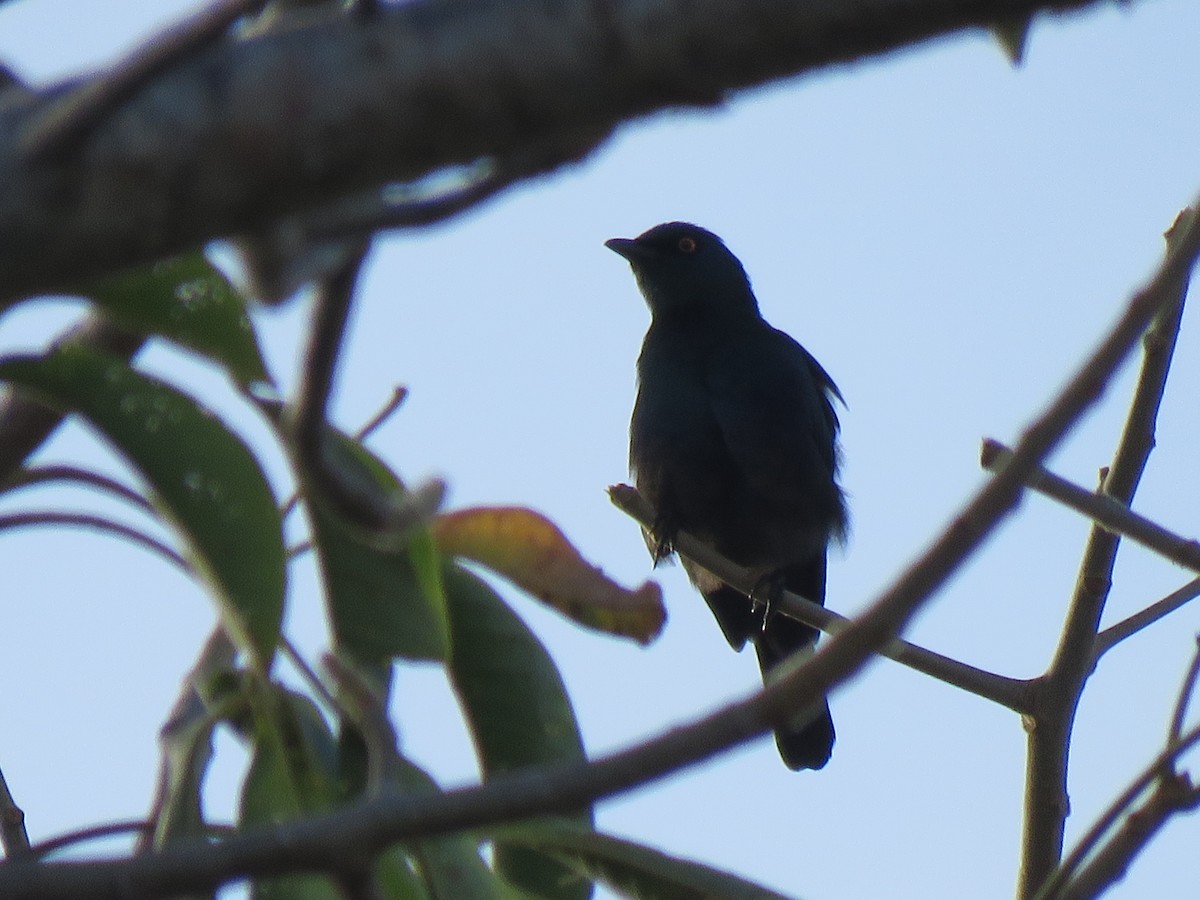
755, 614, 835, 770
754, 556, 834, 770
689, 556, 836, 769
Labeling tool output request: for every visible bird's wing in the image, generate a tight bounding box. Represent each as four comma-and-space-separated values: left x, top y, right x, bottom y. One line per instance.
705, 327, 842, 518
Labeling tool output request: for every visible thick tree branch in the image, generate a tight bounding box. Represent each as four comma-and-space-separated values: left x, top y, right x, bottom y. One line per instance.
1, 0, 1115, 301
20, 0, 266, 159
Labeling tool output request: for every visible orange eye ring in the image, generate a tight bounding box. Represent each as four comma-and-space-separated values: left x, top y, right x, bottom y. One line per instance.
678, 236, 698, 253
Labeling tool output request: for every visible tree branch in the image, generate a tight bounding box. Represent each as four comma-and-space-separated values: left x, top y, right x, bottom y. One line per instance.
1059, 770, 1199, 900
20, 0, 266, 160
0, 511, 188, 573
981, 439, 1200, 573
2, 464, 154, 515
1018, 209, 1193, 897
0, 0, 1117, 302
609, 483, 1033, 713
1038, 711, 1200, 900
1093, 578, 1200, 661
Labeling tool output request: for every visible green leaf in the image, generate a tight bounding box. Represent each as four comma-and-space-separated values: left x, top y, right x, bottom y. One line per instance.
241, 686, 343, 900
433, 507, 664, 644
150, 711, 217, 849
444, 566, 593, 900
0, 348, 285, 668
77, 252, 271, 387
497, 821, 797, 900
309, 434, 449, 663
374, 847, 434, 900
388, 756, 519, 900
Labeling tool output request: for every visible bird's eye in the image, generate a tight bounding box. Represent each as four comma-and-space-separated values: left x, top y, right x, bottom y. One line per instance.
677, 236, 698, 254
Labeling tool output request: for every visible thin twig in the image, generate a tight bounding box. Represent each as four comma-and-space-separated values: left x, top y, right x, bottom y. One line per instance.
1035, 721, 1200, 900
354, 386, 408, 443
235, 145, 594, 304
1018, 207, 1194, 898
280, 639, 341, 717
278, 384, 407, 524
0, 511, 188, 573
0, 765, 29, 859
289, 250, 445, 536
1059, 772, 1199, 900
981, 439, 1200, 573
1093, 578, 1200, 661
292, 245, 379, 524
1167, 635, 1200, 747
609, 484, 1033, 713
2, 464, 154, 514
21, 0, 267, 160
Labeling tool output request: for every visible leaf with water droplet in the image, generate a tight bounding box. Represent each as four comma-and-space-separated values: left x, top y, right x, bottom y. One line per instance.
66, 253, 271, 387
0, 348, 285, 669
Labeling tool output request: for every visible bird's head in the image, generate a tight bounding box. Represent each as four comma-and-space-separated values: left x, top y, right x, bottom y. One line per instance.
606, 222, 759, 318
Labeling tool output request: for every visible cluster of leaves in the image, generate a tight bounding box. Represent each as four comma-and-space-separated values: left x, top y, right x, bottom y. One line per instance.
0, 255, 794, 898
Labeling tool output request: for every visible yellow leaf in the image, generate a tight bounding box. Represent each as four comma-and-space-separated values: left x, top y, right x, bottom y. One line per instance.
433, 506, 665, 645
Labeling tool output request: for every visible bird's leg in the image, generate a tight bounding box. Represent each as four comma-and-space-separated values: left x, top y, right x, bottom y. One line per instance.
749, 570, 787, 633
648, 513, 678, 565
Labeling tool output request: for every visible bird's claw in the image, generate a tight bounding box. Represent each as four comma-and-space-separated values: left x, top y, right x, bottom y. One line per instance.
750, 571, 787, 633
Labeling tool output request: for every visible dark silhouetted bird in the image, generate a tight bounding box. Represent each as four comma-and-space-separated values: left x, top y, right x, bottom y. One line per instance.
607, 222, 846, 770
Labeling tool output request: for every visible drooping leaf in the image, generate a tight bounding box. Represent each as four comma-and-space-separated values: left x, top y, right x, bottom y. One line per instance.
309, 433, 449, 664
444, 566, 593, 900
151, 632, 241, 850
78, 252, 271, 387
0, 348, 285, 668
434, 507, 664, 645
150, 709, 217, 849
240, 686, 342, 900
387, 755, 523, 900
496, 820, 796, 900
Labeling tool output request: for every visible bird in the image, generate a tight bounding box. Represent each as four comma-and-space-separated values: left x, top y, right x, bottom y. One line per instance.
607, 221, 846, 770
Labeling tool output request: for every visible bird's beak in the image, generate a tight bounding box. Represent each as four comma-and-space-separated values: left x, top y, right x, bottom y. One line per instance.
605, 237, 653, 262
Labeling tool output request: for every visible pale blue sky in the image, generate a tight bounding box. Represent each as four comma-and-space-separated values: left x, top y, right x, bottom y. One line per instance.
2, 2, 1200, 898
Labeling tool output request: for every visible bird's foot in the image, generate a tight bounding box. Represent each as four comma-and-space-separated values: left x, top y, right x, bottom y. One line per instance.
649, 515, 678, 565
750, 571, 788, 633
